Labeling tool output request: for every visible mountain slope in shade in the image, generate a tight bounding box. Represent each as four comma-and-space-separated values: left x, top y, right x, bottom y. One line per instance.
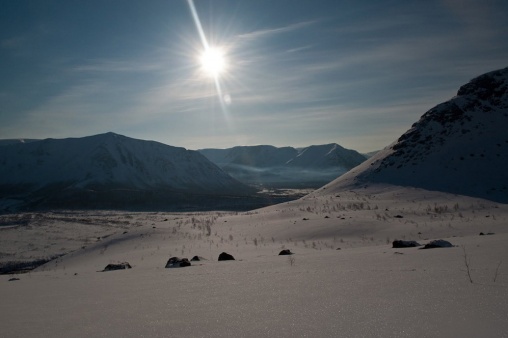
199, 143, 366, 188
0, 133, 254, 210
318, 67, 508, 203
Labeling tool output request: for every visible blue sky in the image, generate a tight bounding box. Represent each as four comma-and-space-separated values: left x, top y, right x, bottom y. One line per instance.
1, 0, 507, 152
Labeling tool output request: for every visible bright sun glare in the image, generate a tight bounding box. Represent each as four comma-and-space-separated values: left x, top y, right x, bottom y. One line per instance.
199, 47, 226, 78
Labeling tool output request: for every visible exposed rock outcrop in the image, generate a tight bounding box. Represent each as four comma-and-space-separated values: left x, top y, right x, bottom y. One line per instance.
218, 252, 235, 261
165, 257, 191, 268
421, 240, 453, 249
392, 240, 421, 248
103, 262, 132, 271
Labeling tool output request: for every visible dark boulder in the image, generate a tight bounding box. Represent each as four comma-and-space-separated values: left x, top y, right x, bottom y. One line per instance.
190, 256, 201, 261
103, 262, 132, 271
420, 239, 453, 249
392, 240, 421, 248
165, 257, 191, 268
278, 249, 293, 255
218, 252, 235, 261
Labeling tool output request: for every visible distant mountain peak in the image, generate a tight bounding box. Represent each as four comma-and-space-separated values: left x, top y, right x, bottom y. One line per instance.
199, 143, 367, 188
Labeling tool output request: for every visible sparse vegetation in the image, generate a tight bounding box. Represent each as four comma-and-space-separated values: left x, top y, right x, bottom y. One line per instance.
494, 261, 502, 283
462, 246, 473, 284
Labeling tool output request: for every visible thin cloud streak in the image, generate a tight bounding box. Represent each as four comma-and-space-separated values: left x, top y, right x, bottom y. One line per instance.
72, 59, 165, 73
236, 20, 317, 41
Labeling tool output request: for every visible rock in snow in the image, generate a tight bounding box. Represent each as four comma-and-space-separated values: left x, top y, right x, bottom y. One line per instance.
165, 257, 191, 268
392, 240, 421, 248
102, 262, 132, 271
218, 252, 235, 261
421, 240, 454, 249
278, 249, 293, 255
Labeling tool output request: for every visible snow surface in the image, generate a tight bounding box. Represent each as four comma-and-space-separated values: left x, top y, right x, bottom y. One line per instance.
2, 187, 508, 337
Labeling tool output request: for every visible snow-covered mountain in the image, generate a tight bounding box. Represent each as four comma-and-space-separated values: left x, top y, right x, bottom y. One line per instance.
200, 145, 298, 167
320, 67, 508, 203
0, 133, 254, 210
286, 143, 366, 169
199, 143, 367, 188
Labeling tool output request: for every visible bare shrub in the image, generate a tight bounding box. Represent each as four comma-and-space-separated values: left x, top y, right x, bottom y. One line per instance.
462, 246, 473, 283
494, 261, 502, 283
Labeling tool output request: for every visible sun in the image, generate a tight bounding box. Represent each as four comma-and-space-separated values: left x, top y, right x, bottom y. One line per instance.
199, 47, 226, 78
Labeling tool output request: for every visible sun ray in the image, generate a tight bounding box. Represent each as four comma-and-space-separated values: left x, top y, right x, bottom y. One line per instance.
187, 0, 209, 50
186, 0, 232, 125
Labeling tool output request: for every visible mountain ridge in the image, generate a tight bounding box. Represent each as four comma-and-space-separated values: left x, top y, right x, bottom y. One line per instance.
199, 143, 367, 188
0, 132, 257, 211
317, 67, 508, 203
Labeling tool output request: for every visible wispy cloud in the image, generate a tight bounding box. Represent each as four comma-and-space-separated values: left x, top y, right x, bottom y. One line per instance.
285, 45, 313, 54
72, 59, 165, 73
236, 20, 317, 41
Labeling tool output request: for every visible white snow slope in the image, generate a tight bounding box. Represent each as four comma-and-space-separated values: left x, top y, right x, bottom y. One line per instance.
319, 67, 508, 203
2, 200, 508, 337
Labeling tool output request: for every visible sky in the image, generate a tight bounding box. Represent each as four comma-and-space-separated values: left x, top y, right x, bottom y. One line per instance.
1, 0, 507, 153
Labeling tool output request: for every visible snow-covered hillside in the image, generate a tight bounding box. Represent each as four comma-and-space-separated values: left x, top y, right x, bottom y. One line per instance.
200, 143, 367, 188
0, 133, 254, 210
286, 143, 367, 169
3, 193, 508, 337
318, 67, 508, 203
